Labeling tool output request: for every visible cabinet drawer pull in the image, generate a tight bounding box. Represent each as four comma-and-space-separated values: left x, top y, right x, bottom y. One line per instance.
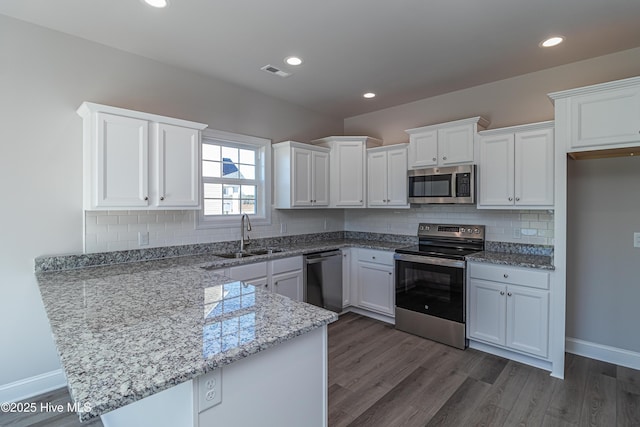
442, 156, 447, 160
507, 292, 512, 297
160, 196, 165, 201
432, 157, 437, 162
515, 197, 520, 202
503, 273, 509, 278
508, 197, 513, 202
144, 196, 149, 201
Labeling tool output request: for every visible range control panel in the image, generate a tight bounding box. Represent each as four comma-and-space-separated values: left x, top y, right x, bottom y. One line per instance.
418, 223, 485, 239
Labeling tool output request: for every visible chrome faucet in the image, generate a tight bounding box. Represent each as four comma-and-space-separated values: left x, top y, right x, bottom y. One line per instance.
240, 214, 252, 252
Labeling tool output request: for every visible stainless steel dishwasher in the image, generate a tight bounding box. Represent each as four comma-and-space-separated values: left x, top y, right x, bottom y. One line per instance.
304, 249, 343, 313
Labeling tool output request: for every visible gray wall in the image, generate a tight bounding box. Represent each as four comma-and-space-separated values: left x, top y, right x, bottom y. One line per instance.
567, 156, 640, 353
0, 15, 343, 388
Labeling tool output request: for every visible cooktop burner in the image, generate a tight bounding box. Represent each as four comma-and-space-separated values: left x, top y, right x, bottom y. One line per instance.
395, 223, 486, 259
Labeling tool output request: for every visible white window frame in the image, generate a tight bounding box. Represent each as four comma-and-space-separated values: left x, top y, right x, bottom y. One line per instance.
196, 128, 271, 229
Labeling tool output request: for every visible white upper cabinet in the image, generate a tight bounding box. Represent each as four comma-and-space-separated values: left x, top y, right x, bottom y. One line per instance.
273, 141, 330, 208
549, 76, 640, 154
311, 136, 382, 208
405, 116, 489, 169
478, 121, 554, 209
77, 102, 207, 210
367, 144, 409, 208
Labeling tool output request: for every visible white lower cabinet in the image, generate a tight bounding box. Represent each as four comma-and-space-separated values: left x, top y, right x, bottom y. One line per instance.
468, 262, 549, 358
213, 256, 303, 301
353, 249, 395, 316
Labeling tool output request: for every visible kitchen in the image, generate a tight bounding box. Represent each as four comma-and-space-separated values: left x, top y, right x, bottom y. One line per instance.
1, 1, 640, 426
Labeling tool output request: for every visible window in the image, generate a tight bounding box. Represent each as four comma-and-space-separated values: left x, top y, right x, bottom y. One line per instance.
197, 129, 271, 228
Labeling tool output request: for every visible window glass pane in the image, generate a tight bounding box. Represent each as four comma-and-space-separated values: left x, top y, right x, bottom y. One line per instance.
224, 199, 240, 215
221, 146, 239, 164
203, 144, 220, 161
223, 184, 240, 199
204, 199, 222, 216
239, 165, 255, 180
241, 200, 256, 214
240, 185, 256, 199
239, 149, 255, 165
204, 183, 222, 199
203, 161, 221, 178
222, 159, 241, 178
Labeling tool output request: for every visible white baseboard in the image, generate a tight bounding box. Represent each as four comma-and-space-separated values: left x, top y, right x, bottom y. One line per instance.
565, 337, 640, 370
0, 369, 67, 403
468, 340, 553, 373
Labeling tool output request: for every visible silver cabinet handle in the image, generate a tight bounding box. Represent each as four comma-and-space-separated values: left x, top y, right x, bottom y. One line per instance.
372, 256, 376, 259
360, 200, 363, 203
508, 197, 513, 201
507, 292, 512, 297
515, 197, 520, 201
500, 291, 505, 295
160, 196, 165, 201
432, 157, 437, 161
388, 272, 392, 275
503, 274, 509, 278
274, 282, 278, 286
443, 156, 447, 160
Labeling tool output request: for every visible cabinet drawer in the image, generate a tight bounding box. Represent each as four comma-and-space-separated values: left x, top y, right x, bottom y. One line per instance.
272, 256, 303, 275
228, 262, 268, 281
469, 263, 549, 290
357, 249, 394, 266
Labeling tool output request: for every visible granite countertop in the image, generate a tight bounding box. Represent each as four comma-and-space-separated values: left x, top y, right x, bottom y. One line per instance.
466, 251, 555, 270
36, 260, 338, 422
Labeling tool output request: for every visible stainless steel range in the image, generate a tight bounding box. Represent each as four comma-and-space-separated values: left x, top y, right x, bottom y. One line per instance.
394, 223, 485, 349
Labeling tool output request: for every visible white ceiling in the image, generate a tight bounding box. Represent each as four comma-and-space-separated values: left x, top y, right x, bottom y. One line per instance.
2, 0, 640, 118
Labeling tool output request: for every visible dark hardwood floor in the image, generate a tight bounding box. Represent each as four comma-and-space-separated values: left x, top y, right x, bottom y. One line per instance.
3, 312, 639, 426
329, 312, 640, 427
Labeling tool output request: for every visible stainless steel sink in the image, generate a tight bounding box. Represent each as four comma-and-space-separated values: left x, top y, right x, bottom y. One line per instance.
250, 248, 284, 255
215, 252, 255, 259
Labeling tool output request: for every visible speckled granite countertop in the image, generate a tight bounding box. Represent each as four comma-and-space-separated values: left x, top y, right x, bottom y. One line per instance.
34, 237, 406, 422
466, 251, 555, 270
36, 260, 338, 422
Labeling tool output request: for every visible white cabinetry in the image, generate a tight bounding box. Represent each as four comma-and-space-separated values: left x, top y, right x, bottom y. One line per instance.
405, 117, 488, 169
367, 144, 409, 208
216, 256, 304, 302
273, 141, 330, 208
77, 102, 207, 210
354, 249, 394, 316
478, 121, 554, 209
311, 136, 382, 208
468, 262, 549, 358
341, 249, 351, 308
549, 76, 640, 154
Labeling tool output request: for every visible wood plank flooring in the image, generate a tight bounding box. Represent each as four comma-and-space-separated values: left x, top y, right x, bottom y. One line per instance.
2, 312, 639, 426
329, 312, 640, 427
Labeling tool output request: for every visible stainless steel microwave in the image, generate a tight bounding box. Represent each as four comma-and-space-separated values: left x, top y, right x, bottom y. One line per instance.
408, 165, 475, 204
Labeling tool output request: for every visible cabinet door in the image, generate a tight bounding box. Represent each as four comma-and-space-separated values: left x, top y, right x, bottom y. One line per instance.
333, 142, 365, 206
356, 262, 394, 316
155, 123, 200, 208
272, 270, 303, 302
506, 286, 549, 358
311, 151, 330, 206
95, 112, 149, 207
386, 147, 408, 206
341, 249, 351, 308
409, 130, 438, 168
367, 150, 388, 206
570, 85, 640, 149
515, 128, 554, 207
478, 133, 515, 207
291, 147, 312, 207
468, 279, 506, 346
438, 124, 474, 165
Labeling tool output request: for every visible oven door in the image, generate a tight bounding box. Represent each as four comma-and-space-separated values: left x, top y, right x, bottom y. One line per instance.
394, 253, 466, 323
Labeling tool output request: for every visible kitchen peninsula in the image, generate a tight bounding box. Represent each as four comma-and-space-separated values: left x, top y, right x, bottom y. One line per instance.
35, 252, 338, 426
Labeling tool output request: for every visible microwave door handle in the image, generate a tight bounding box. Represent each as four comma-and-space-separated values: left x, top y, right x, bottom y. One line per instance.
451, 173, 456, 198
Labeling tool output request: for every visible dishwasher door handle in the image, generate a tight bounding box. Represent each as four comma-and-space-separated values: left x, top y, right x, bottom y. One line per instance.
305, 253, 341, 264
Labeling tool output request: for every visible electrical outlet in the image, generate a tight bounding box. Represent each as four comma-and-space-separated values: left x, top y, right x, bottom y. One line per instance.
324, 219, 328, 230
634, 232, 640, 248
196, 368, 222, 413
138, 231, 149, 246
280, 223, 287, 233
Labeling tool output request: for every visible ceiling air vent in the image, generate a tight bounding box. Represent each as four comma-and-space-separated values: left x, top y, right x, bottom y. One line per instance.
261, 64, 291, 78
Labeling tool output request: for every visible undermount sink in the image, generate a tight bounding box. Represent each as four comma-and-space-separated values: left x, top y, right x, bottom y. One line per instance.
215, 252, 255, 259
250, 248, 284, 255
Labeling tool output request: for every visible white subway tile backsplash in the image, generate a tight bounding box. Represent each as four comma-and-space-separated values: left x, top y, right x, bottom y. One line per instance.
97, 215, 118, 225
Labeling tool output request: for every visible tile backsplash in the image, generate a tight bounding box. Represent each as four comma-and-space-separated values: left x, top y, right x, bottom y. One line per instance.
85, 205, 553, 253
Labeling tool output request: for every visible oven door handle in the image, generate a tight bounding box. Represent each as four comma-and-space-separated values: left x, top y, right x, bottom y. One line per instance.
393, 253, 466, 269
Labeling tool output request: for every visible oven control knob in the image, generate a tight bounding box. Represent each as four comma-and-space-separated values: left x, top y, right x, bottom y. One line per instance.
474, 229, 480, 234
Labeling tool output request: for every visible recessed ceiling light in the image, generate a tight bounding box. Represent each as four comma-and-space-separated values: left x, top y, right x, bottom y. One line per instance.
540, 36, 564, 47
285, 56, 303, 66
143, 0, 168, 8
363, 92, 376, 99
